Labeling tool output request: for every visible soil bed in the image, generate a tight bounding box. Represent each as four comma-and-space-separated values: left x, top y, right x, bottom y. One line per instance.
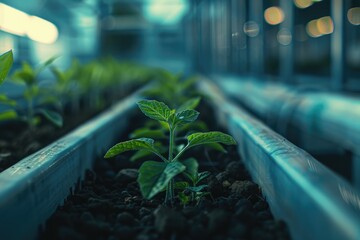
0, 89, 137, 172
0, 109, 98, 171
40, 104, 291, 240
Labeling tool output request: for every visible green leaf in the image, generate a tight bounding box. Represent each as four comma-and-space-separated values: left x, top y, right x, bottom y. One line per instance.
130, 150, 152, 162
180, 76, 197, 90
205, 143, 227, 153
137, 100, 172, 122
168, 110, 199, 127
129, 128, 166, 139
176, 110, 199, 123
138, 161, 186, 199
187, 131, 237, 148
0, 94, 16, 106
50, 66, 66, 83
197, 171, 211, 183
37, 56, 58, 74
24, 86, 40, 100
104, 138, 160, 158
0, 50, 13, 85
178, 192, 191, 205
36, 109, 63, 127
174, 181, 189, 190
13, 62, 35, 85
0, 110, 17, 121
186, 185, 208, 193
181, 158, 199, 183
177, 97, 201, 112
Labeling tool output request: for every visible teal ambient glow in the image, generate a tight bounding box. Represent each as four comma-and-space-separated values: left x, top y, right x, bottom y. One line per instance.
144, 0, 188, 25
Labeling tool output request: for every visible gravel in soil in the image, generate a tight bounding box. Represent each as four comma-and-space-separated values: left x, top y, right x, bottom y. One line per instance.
40, 146, 291, 240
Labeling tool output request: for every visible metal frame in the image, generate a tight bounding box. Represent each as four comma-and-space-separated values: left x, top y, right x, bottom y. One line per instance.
189, 0, 358, 91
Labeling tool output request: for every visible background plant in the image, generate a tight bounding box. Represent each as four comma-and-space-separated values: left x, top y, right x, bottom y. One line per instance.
104, 99, 236, 204
11, 57, 63, 128
0, 50, 17, 122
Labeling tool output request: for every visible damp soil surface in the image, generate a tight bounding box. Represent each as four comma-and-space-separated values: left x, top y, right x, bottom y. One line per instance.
0, 108, 100, 172
40, 106, 292, 240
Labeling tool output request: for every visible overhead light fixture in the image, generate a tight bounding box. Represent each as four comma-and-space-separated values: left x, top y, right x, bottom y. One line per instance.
144, 0, 188, 25
0, 3, 59, 44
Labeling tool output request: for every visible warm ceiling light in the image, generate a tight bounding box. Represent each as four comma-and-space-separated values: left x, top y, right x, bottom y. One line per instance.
0, 3, 28, 36
294, 0, 313, 9
264, 7, 285, 25
306, 16, 334, 38
348, 7, 360, 25
0, 3, 59, 44
27, 16, 59, 44
306, 19, 322, 38
316, 16, 334, 35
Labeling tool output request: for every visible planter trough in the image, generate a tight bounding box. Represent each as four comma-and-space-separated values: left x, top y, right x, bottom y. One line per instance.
0, 93, 139, 240
0, 79, 360, 240
201, 79, 360, 240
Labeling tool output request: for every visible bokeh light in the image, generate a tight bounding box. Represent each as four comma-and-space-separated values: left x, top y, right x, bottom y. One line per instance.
277, 28, 292, 45
316, 16, 334, 35
306, 16, 333, 38
294, 0, 313, 9
264, 7, 285, 25
348, 7, 360, 26
243, 21, 259, 37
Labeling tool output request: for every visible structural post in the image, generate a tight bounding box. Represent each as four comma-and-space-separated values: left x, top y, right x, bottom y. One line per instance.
249, 0, 264, 76
331, 0, 348, 90
279, 0, 294, 83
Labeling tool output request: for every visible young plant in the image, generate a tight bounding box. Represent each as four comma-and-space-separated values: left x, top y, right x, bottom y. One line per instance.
177, 157, 211, 205
142, 69, 203, 109
104, 99, 236, 204
50, 60, 82, 113
0, 50, 18, 122
12, 57, 63, 129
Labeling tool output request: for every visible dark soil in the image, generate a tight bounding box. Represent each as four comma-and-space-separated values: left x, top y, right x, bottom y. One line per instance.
39, 106, 292, 240
0, 108, 100, 172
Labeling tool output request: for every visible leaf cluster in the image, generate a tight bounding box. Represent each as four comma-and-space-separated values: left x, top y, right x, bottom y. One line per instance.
105, 99, 236, 203
10, 57, 62, 128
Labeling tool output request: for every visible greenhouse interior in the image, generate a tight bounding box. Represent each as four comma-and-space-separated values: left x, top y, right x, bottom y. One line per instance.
0, 0, 360, 239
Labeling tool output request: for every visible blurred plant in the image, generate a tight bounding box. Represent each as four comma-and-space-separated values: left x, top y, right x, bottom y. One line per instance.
104, 99, 236, 205
0, 50, 17, 122
177, 158, 211, 205
50, 59, 82, 113
12, 57, 63, 129
142, 69, 203, 109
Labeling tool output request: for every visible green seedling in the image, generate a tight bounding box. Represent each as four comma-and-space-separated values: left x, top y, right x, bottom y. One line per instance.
177, 157, 212, 205
0, 50, 18, 122
12, 57, 63, 128
50, 60, 82, 113
104, 99, 236, 204
142, 69, 203, 109
128, 97, 226, 162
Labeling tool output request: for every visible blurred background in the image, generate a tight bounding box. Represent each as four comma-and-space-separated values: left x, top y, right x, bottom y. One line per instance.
0, 0, 190, 72
0, 0, 359, 87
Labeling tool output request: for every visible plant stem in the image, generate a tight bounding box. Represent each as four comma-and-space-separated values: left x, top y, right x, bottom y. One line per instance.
165, 178, 174, 205
168, 127, 175, 161
166, 126, 176, 204
28, 96, 35, 130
